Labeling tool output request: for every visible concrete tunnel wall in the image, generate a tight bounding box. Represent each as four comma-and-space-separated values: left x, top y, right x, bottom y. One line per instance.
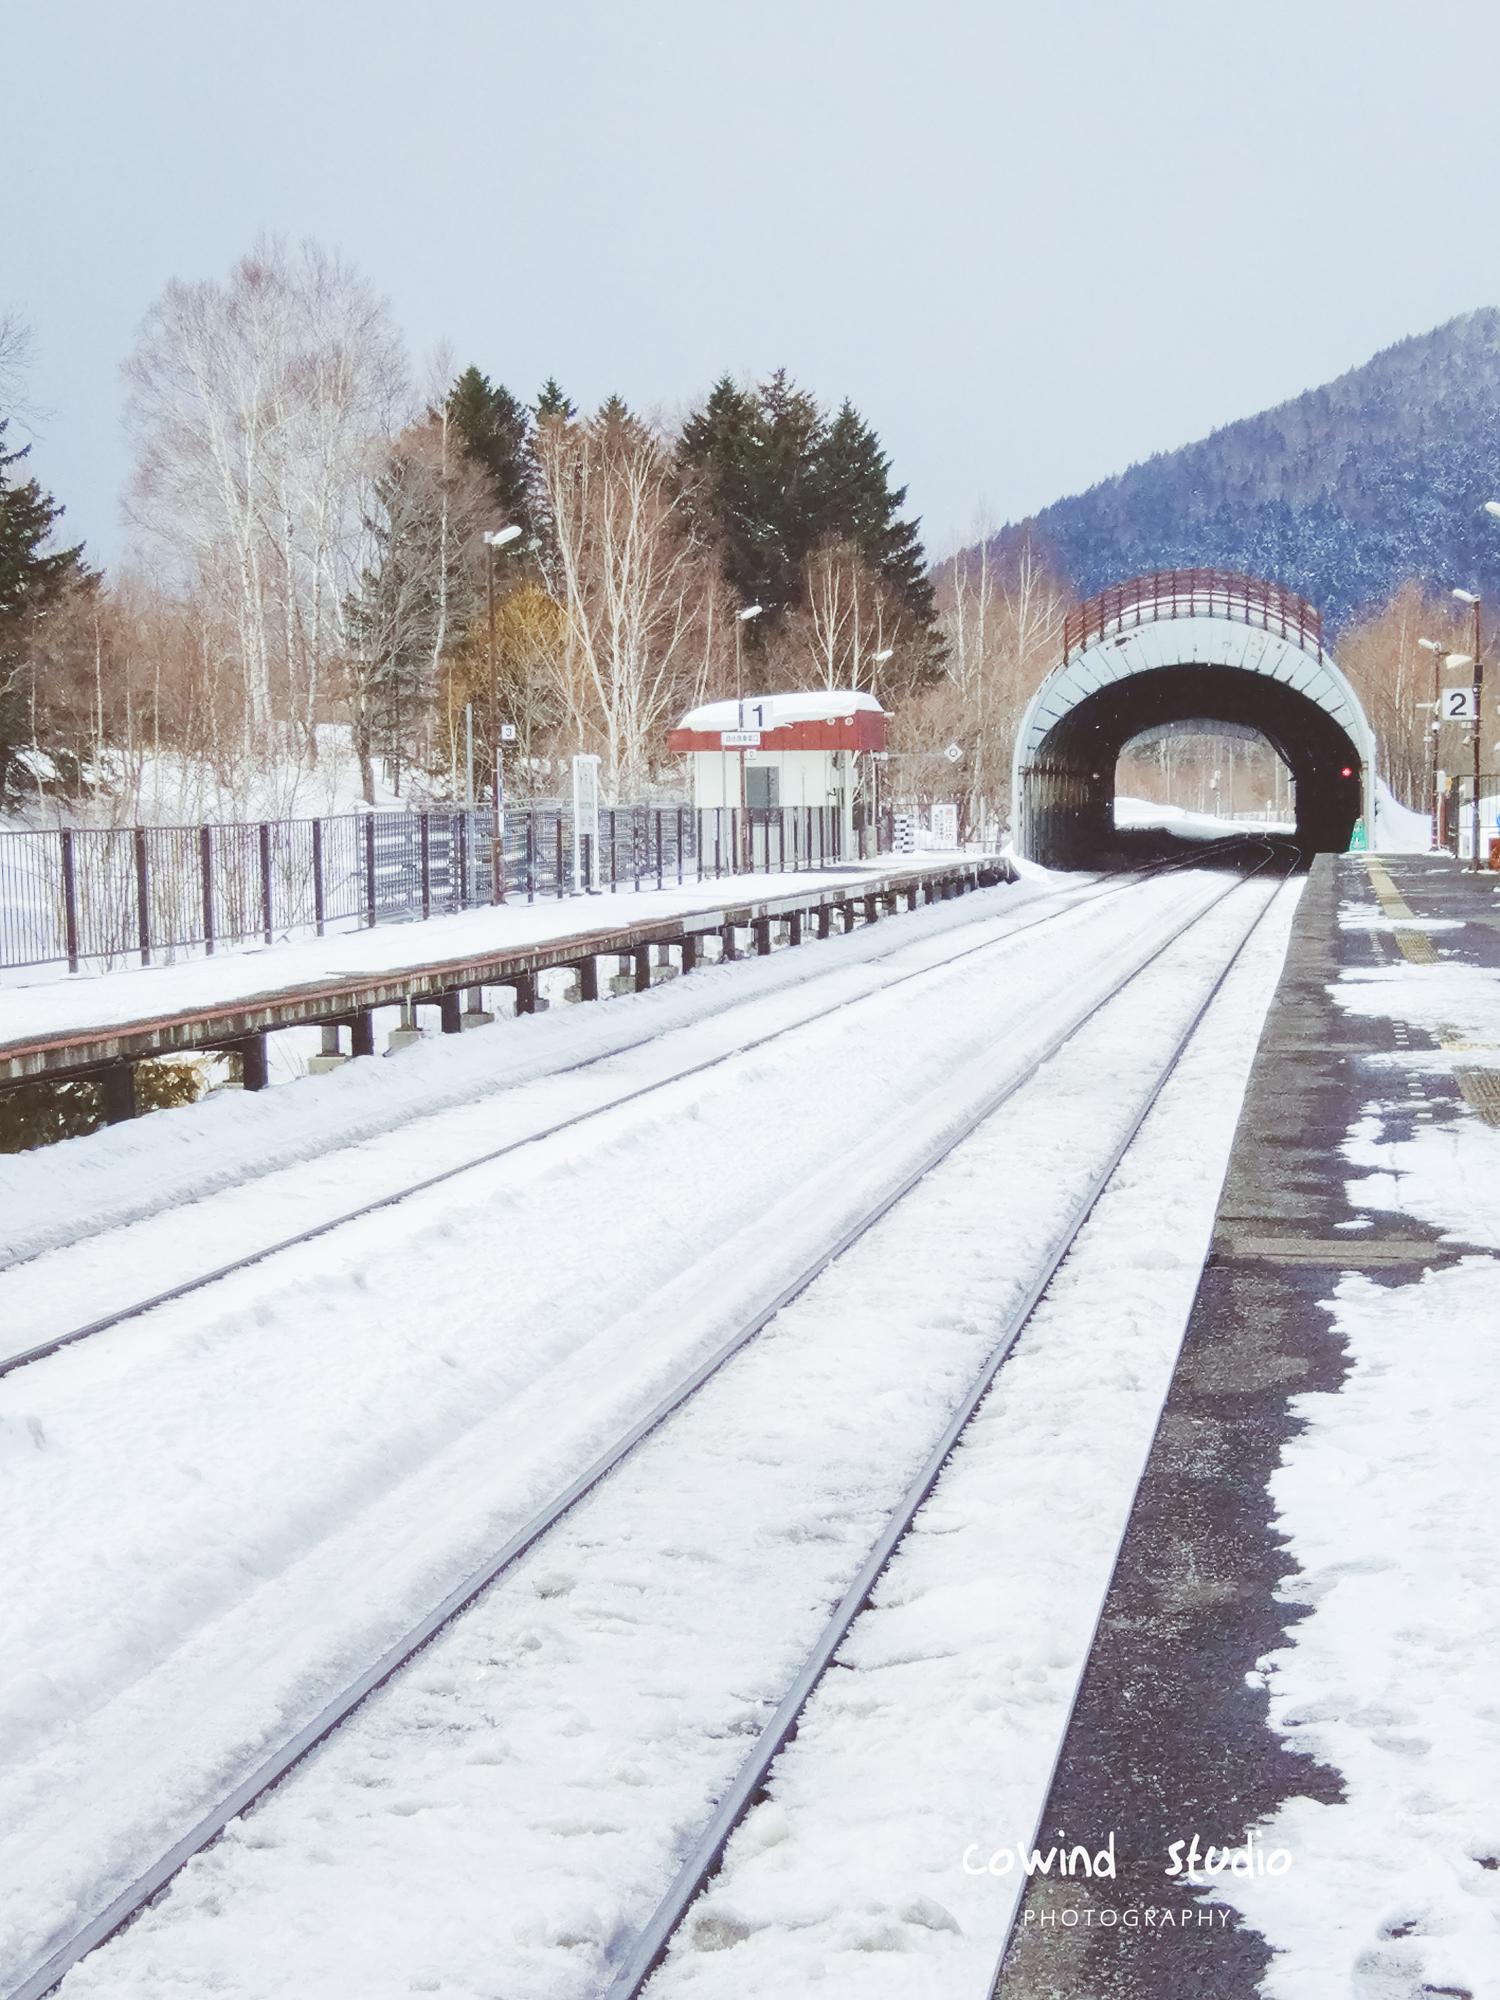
1012, 613, 1375, 868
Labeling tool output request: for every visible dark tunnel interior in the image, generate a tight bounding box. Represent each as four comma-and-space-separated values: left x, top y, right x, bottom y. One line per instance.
1020, 664, 1365, 869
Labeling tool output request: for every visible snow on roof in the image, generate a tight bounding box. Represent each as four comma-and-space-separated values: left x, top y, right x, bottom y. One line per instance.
677, 691, 885, 730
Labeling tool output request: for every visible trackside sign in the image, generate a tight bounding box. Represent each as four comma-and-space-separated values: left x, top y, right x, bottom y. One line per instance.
720, 730, 761, 747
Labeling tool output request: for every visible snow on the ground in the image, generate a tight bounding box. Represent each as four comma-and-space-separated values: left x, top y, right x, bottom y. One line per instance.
0, 873, 1077, 1276
0, 857, 930, 1021
2, 729, 447, 835
640, 876, 1304, 1999
42, 874, 1298, 2000
1206, 888, 1500, 1997
1113, 794, 1293, 838
0, 869, 1228, 1993
1371, 775, 1433, 854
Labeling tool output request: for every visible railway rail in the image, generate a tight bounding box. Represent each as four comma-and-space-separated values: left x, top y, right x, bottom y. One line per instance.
606, 840, 1295, 1996
3, 840, 1296, 2000
1, 841, 1256, 1382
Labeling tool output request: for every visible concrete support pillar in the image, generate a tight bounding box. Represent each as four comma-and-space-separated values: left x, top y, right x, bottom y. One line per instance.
681, 934, 698, 973
350, 1010, 375, 1057
788, 910, 802, 946
308, 1023, 347, 1074
239, 1034, 269, 1091
439, 991, 463, 1034
753, 916, 772, 956
387, 1000, 422, 1053
101, 1063, 135, 1124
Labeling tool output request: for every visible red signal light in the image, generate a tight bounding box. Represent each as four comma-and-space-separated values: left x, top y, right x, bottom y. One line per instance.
1341, 766, 1353, 778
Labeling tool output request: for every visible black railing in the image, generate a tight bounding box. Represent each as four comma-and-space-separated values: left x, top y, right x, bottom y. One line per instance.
0, 804, 871, 974
1063, 568, 1323, 663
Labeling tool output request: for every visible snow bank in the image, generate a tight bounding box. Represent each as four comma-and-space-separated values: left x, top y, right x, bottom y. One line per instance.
1370, 776, 1431, 853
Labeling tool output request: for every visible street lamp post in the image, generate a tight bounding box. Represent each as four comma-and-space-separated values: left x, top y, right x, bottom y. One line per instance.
1418, 636, 1445, 850
1453, 588, 1483, 870
870, 647, 894, 854
732, 605, 763, 869
482, 525, 522, 901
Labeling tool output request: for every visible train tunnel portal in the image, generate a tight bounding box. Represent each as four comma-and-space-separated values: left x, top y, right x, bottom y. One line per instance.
1013, 571, 1374, 868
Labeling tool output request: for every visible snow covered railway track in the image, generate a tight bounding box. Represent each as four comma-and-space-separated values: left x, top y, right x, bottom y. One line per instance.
0, 852, 1235, 1385
600, 851, 1298, 1998
2, 850, 1295, 2000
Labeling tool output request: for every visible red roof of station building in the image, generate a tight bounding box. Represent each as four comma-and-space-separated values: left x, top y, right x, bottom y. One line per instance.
669, 690, 887, 754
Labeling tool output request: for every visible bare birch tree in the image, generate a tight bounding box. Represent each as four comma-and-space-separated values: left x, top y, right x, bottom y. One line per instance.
1338, 578, 1466, 808
536, 403, 728, 799
123, 235, 407, 766
891, 538, 1072, 837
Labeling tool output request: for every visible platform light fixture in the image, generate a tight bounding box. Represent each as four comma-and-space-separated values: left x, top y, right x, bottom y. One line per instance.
734, 604, 763, 701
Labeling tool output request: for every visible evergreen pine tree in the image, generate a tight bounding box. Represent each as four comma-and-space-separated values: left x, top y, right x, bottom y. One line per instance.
678, 371, 937, 641
534, 377, 576, 422
813, 400, 935, 628
0, 421, 84, 801
446, 366, 532, 534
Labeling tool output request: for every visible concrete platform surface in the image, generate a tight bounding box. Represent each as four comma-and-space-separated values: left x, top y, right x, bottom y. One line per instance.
993, 854, 1500, 1998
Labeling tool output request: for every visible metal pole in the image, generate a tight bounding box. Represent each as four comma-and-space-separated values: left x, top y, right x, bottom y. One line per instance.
134, 827, 150, 965
312, 818, 325, 935
199, 824, 214, 956
259, 821, 273, 943
1472, 598, 1483, 872
487, 545, 496, 807
465, 702, 474, 812
61, 827, 80, 973
1430, 655, 1442, 852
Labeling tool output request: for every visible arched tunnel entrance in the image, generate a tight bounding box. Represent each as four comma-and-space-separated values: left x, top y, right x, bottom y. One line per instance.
1013, 571, 1374, 869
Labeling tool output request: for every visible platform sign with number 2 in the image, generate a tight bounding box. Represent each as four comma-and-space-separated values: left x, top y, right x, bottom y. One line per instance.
1442, 685, 1479, 721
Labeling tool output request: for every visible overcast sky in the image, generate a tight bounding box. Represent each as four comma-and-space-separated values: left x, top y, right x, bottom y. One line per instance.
6, 0, 1500, 572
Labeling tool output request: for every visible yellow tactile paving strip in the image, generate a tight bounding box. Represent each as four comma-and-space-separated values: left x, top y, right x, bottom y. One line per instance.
1363, 857, 1440, 962
1364, 858, 1500, 1127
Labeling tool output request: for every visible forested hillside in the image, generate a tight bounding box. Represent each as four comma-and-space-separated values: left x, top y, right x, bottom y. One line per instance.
992, 309, 1500, 630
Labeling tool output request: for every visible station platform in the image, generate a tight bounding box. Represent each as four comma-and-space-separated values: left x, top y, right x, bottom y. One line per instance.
995, 854, 1500, 1997
0, 854, 1004, 1104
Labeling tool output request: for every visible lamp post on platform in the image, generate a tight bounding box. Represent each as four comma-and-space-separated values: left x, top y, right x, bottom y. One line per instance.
1418, 636, 1445, 849
1452, 587, 1482, 870
482, 525, 522, 901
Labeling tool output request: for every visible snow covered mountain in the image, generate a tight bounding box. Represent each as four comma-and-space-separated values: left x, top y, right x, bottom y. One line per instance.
989, 309, 1500, 631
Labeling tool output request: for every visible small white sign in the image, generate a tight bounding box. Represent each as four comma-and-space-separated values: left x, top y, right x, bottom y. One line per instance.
721, 729, 761, 748
572, 754, 601, 892
944, 742, 963, 764
1443, 686, 1479, 722
500, 723, 517, 742
932, 801, 960, 847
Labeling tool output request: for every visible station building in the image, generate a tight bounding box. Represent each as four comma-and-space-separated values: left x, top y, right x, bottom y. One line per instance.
668, 690, 887, 854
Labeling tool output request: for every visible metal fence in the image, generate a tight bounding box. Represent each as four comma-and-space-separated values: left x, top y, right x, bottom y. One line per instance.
0, 804, 880, 973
